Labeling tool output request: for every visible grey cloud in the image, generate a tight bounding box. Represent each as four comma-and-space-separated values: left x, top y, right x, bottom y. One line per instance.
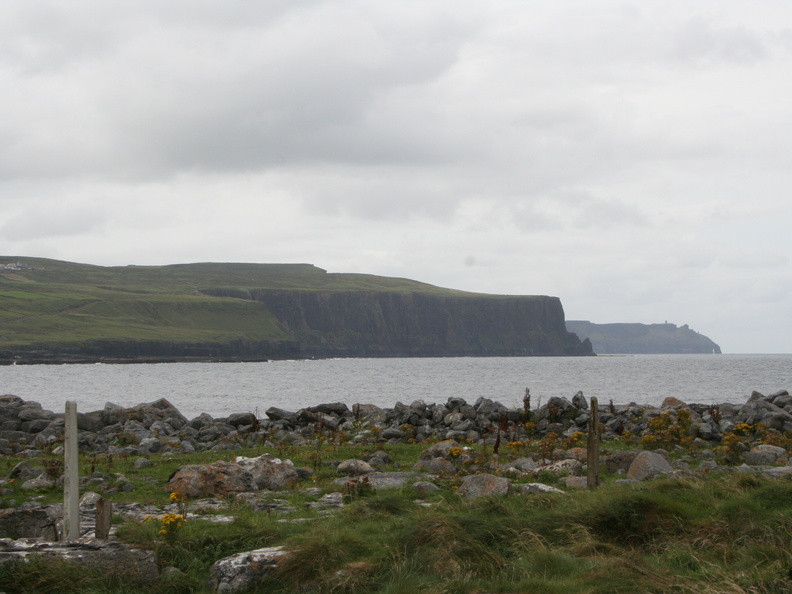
1, 205, 105, 241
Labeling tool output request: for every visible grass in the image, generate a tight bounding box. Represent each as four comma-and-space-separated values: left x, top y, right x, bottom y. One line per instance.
0, 257, 534, 351
4, 443, 792, 592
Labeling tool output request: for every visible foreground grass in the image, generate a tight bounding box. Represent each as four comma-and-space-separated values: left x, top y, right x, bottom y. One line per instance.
3, 445, 792, 593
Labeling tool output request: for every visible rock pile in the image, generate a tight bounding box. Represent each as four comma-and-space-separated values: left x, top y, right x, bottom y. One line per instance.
1, 390, 791, 458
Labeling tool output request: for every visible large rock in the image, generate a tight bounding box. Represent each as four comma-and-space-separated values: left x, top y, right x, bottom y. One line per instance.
457, 473, 512, 500
233, 455, 299, 490
336, 459, 374, 476
414, 458, 456, 473
165, 461, 257, 497
603, 450, 641, 474
627, 451, 673, 481
0, 538, 158, 584
744, 444, 789, 466
207, 546, 289, 593
419, 439, 461, 460
332, 472, 428, 490
0, 504, 61, 539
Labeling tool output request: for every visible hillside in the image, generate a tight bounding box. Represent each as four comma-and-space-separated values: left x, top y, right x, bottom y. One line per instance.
566, 320, 721, 354
0, 257, 592, 363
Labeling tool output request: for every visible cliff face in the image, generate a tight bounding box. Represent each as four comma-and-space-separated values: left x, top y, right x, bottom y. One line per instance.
566, 321, 721, 355
239, 290, 593, 357
0, 256, 593, 362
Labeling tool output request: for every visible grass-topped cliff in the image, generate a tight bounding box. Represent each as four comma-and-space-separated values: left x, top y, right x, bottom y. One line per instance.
0, 257, 592, 362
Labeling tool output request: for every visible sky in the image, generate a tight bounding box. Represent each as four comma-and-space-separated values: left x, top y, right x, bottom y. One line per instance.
1, 1, 791, 354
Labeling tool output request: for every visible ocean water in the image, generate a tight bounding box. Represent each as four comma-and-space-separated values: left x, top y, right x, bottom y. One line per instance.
0, 354, 790, 420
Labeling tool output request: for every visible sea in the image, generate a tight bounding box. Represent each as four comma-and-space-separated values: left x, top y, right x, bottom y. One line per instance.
0, 354, 790, 420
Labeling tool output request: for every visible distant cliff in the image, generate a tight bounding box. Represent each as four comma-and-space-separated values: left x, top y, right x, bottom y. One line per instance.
0, 257, 592, 363
565, 321, 721, 355
203, 289, 594, 358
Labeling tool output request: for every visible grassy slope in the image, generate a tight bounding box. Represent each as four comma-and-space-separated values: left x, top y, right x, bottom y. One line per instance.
2, 443, 792, 593
0, 257, 524, 348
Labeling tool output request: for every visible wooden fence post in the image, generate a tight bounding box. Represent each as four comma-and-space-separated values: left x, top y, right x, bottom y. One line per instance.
587, 396, 600, 490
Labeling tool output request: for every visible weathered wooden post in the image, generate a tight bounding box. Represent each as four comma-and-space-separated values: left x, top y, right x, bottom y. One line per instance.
95, 497, 112, 540
63, 400, 80, 540
587, 396, 600, 490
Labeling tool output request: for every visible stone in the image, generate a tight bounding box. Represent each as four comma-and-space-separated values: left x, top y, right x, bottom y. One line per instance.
662, 397, 686, 408
332, 472, 428, 490
381, 427, 405, 440
414, 458, 455, 473
535, 459, 583, 477
336, 459, 374, 476
227, 412, 258, 428
8, 461, 42, 483
21, 474, 54, 490
761, 466, 792, 478
744, 444, 788, 466
265, 407, 297, 423
627, 451, 673, 481
0, 504, 61, 539
521, 483, 567, 495
572, 391, 588, 410
305, 492, 344, 510
412, 481, 441, 496
419, 439, 461, 460
232, 455, 299, 490
0, 538, 158, 584
207, 546, 289, 593
457, 473, 512, 500
138, 437, 163, 454
603, 450, 641, 474
560, 476, 588, 488
510, 457, 538, 472
165, 461, 257, 498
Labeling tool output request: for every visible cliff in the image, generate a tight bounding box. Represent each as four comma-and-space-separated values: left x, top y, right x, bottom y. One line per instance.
204, 289, 593, 358
565, 321, 721, 355
0, 257, 592, 363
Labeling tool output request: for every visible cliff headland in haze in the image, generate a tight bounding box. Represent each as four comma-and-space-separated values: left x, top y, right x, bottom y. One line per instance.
566, 320, 721, 354
0, 258, 592, 363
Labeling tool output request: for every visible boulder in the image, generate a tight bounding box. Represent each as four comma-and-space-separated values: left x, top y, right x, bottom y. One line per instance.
457, 473, 512, 500
535, 459, 583, 477
0, 538, 158, 584
336, 459, 374, 476
419, 439, 461, 460
510, 457, 538, 472
603, 450, 641, 474
744, 444, 788, 466
233, 455, 299, 490
627, 451, 673, 481
414, 458, 456, 473
332, 472, 428, 490
0, 504, 61, 539
227, 412, 258, 428
662, 397, 686, 408
412, 481, 441, 496
265, 407, 297, 423
165, 461, 257, 497
8, 461, 43, 483
206, 546, 289, 592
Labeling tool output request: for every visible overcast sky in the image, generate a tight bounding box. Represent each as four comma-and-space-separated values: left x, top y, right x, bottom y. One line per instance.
1, 1, 791, 354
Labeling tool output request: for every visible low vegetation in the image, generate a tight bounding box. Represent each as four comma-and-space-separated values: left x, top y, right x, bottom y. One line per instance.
2, 438, 792, 593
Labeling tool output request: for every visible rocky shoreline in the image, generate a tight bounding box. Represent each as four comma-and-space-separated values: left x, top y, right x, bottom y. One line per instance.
1, 389, 791, 459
